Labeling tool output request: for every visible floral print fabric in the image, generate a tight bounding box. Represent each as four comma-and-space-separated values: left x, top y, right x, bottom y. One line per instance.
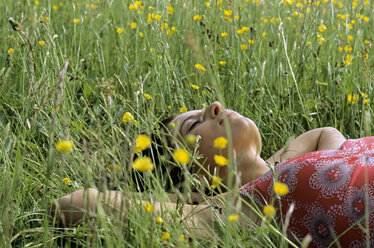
239, 137, 374, 248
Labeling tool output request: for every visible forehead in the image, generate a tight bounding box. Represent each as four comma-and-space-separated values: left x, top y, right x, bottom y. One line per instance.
170, 110, 201, 125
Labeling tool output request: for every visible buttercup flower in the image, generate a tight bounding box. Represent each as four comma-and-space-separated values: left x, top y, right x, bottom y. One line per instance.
219, 61, 227, 66
193, 15, 202, 21
132, 157, 154, 172
263, 205, 276, 217
8, 48, 14, 54
38, 40, 45, 46
273, 181, 289, 196
363, 99, 371, 104
155, 217, 163, 224
135, 134, 151, 152
145, 202, 153, 212
210, 176, 222, 188
318, 24, 327, 32
194, 64, 207, 71
228, 214, 239, 222
240, 44, 248, 50
221, 32, 228, 37
130, 22, 137, 29
174, 149, 190, 165
161, 232, 170, 241
224, 10, 233, 16
56, 140, 73, 153
116, 28, 124, 34
214, 137, 228, 149
73, 18, 80, 24
214, 155, 228, 166
179, 107, 188, 113
189, 83, 199, 90
122, 112, 135, 123
62, 177, 71, 185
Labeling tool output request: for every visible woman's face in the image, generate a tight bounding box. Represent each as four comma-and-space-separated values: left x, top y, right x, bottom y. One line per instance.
168, 101, 262, 184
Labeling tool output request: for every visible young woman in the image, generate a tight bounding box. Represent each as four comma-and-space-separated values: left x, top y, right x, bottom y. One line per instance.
52, 102, 374, 247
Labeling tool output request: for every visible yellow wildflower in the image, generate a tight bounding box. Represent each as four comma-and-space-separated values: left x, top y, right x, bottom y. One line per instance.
144, 93, 152, 100
224, 10, 233, 16
214, 137, 228, 149
210, 176, 222, 189
179, 107, 188, 113
204, 2, 210, 7
135, 135, 151, 151
35, 0, 39, 4
168, 5, 174, 15
53, 5, 58, 10
345, 54, 353, 65
219, 61, 227, 66
129, 4, 137, 10
116, 28, 124, 34
122, 112, 135, 123
317, 34, 325, 45
364, 99, 371, 104
347, 94, 359, 104
73, 18, 80, 24
273, 182, 289, 196
56, 140, 73, 153
214, 155, 228, 166
139, 32, 144, 37
240, 44, 248, 50
155, 217, 163, 224
228, 214, 239, 222
189, 83, 199, 90
262, 31, 267, 38
133, 157, 154, 172
186, 134, 196, 145
193, 15, 202, 21
364, 17, 370, 23
195, 64, 207, 71
161, 232, 170, 241
130, 22, 137, 29
361, 92, 368, 98
263, 205, 276, 217
8, 48, 14, 54
237, 28, 245, 35
145, 202, 153, 212
318, 24, 327, 32
307, 41, 311, 46
248, 39, 255, 45
221, 32, 228, 37
174, 149, 190, 165
62, 177, 71, 185
180, 234, 187, 241
347, 35, 354, 42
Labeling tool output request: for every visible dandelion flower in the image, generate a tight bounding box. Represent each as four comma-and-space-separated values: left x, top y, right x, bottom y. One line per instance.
189, 83, 199, 90
221, 32, 228, 37
62, 177, 71, 185
130, 22, 137, 29
174, 149, 190, 165
273, 181, 289, 196
73, 18, 80, 24
194, 64, 207, 71
263, 205, 276, 217
219, 61, 227, 66
129, 4, 137, 10
228, 214, 239, 222
347, 35, 354, 42
214, 137, 228, 149
38, 40, 45, 46
240, 44, 248, 50
56, 140, 73, 153
161, 232, 170, 241
214, 155, 228, 166
145, 202, 153, 212
122, 112, 135, 123
132, 157, 154, 172
363, 99, 371, 104
8, 48, 14, 54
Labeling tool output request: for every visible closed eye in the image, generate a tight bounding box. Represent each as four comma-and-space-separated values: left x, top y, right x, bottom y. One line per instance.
189, 120, 200, 131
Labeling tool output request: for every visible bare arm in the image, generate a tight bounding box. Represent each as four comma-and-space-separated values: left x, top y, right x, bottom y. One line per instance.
266, 127, 346, 165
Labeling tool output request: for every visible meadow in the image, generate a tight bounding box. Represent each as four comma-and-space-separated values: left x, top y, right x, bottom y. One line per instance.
1, 0, 373, 247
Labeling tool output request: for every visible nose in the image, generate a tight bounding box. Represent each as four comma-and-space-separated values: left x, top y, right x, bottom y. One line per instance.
205, 101, 224, 119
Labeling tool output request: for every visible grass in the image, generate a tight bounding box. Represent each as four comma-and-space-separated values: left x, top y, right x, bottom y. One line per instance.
1, 0, 373, 247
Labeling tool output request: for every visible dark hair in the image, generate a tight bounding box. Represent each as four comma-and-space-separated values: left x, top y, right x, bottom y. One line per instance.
130, 117, 185, 192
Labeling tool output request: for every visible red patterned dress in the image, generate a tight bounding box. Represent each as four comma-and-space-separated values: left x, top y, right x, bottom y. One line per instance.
239, 137, 374, 248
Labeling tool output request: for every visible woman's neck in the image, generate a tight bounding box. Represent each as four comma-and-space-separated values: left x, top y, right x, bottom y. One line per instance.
238, 149, 270, 184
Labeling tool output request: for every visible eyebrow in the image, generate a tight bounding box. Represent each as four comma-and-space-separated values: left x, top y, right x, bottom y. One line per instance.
180, 116, 192, 135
